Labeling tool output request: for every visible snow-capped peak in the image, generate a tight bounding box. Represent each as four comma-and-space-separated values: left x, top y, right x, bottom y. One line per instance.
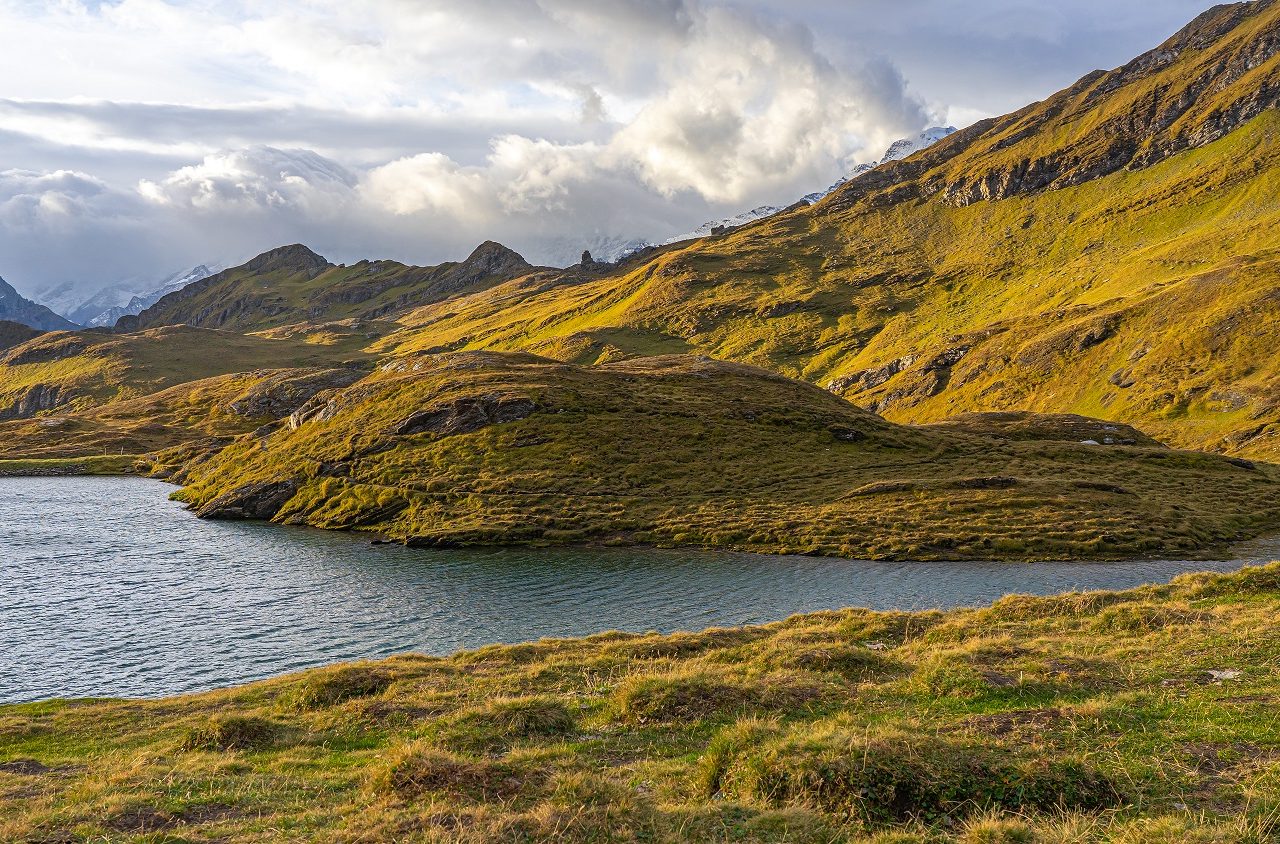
82, 265, 216, 328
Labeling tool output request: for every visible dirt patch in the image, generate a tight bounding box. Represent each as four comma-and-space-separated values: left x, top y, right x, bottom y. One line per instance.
962, 707, 1072, 738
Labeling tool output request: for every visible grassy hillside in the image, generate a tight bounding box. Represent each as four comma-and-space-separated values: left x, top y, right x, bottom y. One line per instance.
0, 325, 378, 458
5, 563, 1280, 842
359, 3, 1280, 461
164, 351, 1280, 561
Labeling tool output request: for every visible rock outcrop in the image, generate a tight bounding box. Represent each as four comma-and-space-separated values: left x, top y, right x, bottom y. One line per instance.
194, 479, 300, 521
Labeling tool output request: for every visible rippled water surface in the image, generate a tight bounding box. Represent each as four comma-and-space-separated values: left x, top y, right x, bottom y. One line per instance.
3, 476, 1276, 703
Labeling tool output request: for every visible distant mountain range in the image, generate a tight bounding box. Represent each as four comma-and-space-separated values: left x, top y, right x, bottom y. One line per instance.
0, 277, 77, 331
27, 265, 216, 328
82, 266, 215, 328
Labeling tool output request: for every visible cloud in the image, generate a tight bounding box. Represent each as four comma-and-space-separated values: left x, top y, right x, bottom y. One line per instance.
0, 0, 1224, 301
139, 147, 357, 214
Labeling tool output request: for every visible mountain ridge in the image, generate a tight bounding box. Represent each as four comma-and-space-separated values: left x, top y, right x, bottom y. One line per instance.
118, 241, 539, 333
0, 277, 78, 331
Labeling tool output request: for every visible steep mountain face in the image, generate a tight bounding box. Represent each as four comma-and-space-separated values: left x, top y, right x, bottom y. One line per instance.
823, 1, 1280, 212
120, 242, 538, 333
83, 266, 215, 328
166, 351, 1280, 560
374, 1, 1280, 460
0, 277, 78, 331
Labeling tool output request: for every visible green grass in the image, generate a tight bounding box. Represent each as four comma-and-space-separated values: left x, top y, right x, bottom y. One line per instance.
5, 564, 1280, 842
161, 350, 1280, 561
0, 326, 377, 459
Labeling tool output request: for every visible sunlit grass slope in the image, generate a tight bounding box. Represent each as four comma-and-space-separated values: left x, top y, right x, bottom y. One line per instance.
374, 3, 1280, 460
0, 325, 377, 458
165, 351, 1280, 561
5, 564, 1280, 842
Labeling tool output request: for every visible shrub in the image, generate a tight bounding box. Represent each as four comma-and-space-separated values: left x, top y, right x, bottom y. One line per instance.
290, 665, 392, 709
708, 727, 1121, 825
180, 715, 280, 751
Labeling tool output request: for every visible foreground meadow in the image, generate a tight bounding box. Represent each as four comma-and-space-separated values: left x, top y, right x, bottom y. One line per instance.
4, 564, 1280, 843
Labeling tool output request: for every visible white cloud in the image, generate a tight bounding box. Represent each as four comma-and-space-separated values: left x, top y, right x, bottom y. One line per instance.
0, 0, 1223, 300
139, 147, 357, 214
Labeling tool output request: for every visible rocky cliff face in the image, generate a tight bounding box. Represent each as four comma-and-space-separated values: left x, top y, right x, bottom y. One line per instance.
822, 0, 1280, 213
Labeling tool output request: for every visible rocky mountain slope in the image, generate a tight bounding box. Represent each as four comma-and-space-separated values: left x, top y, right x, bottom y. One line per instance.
0, 277, 78, 331
163, 351, 1280, 561
365, 0, 1280, 461
120, 242, 542, 333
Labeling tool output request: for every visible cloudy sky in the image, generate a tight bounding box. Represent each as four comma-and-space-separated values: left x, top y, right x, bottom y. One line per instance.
0, 0, 1219, 304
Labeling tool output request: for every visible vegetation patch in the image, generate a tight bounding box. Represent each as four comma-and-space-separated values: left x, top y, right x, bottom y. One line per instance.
440, 696, 576, 751
379, 745, 543, 802
708, 727, 1122, 825
612, 668, 832, 724
5, 564, 1280, 841
180, 715, 282, 752
289, 664, 393, 709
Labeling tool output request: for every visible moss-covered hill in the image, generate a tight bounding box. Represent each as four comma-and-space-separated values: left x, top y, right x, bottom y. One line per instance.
163, 351, 1280, 561
355, 1, 1280, 461
5, 564, 1280, 843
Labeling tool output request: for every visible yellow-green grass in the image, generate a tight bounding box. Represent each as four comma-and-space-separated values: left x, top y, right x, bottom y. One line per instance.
0, 326, 378, 458
5, 564, 1280, 842
164, 351, 1280, 561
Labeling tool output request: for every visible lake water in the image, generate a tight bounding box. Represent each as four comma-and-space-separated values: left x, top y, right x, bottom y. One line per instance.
2, 476, 1276, 704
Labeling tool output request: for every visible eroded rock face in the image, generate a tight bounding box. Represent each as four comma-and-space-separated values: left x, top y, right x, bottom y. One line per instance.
226, 368, 366, 421
393, 396, 537, 437
0, 384, 63, 420
195, 480, 300, 521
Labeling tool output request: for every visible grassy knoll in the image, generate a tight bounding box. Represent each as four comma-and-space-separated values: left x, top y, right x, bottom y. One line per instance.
164, 351, 1280, 561
4, 564, 1280, 842
0, 325, 378, 459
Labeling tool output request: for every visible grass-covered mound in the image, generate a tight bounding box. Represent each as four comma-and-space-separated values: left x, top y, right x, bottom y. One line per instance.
163, 350, 1280, 561
5, 564, 1280, 842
